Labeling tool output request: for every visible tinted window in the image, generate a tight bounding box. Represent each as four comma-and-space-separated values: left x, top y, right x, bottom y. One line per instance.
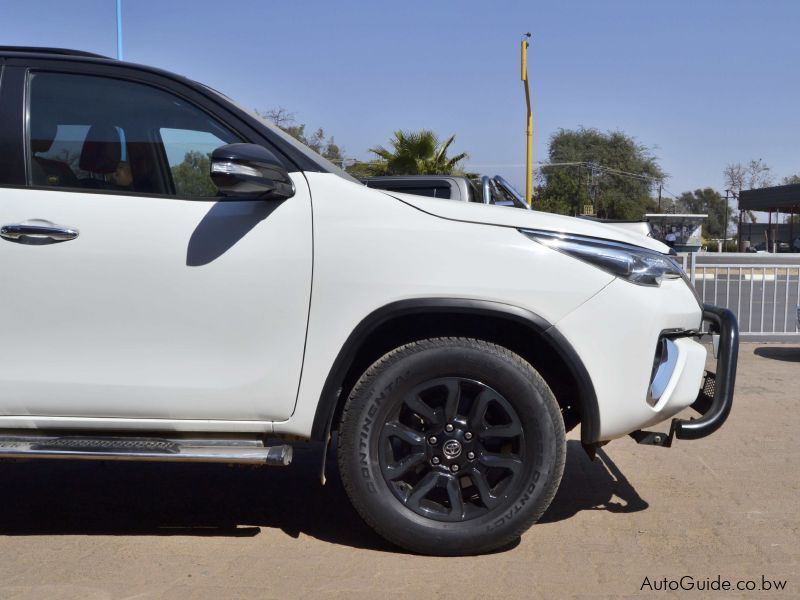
368, 182, 451, 199
27, 72, 241, 198
159, 128, 229, 197
466, 179, 482, 203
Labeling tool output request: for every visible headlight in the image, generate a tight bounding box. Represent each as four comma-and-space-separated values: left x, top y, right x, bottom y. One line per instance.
520, 229, 684, 287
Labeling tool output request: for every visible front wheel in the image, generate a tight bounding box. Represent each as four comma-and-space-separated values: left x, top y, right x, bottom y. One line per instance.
337, 337, 566, 555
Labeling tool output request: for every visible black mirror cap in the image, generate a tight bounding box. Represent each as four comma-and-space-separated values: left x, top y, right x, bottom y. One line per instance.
210, 143, 295, 200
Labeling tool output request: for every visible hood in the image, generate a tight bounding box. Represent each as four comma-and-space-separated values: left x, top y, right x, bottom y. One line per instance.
386, 191, 669, 253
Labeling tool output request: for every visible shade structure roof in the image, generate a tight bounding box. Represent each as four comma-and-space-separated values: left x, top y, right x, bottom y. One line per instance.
739, 184, 800, 211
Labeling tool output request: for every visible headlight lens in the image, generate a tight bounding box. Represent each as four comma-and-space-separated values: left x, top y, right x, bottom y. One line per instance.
520, 229, 684, 287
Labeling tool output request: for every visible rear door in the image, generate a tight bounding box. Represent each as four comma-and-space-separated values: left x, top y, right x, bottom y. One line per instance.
0, 61, 312, 423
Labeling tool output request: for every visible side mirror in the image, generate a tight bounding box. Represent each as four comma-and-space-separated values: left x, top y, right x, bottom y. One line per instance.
210, 143, 295, 200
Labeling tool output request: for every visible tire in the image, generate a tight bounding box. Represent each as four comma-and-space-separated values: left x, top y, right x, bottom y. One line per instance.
337, 337, 566, 555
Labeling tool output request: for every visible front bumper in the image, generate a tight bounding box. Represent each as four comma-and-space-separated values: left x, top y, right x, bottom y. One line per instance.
672, 304, 739, 440
554, 277, 713, 442
554, 273, 739, 443
631, 304, 739, 447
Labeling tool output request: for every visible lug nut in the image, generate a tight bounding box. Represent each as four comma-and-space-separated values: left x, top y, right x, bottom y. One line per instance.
431, 457, 440, 465
464, 432, 473, 440
428, 436, 438, 445
467, 451, 475, 460
445, 424, 454, 432
450, 464, 459, 472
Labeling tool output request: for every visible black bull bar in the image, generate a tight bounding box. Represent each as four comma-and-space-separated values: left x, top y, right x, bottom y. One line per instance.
631, 304, 739, 447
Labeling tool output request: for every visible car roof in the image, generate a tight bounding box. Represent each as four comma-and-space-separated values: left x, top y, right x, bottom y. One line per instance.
0, 46, 194, 84
0, 47, 209, 96
0, 46, 109, 59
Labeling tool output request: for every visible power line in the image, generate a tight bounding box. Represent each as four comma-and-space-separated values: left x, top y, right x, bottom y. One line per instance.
600, 165, 660, 183
540, 161, 663, 184
660, 185, 683, 201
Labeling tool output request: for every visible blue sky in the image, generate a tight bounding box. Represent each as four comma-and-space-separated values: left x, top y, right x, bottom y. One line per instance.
1, 0, 798, 200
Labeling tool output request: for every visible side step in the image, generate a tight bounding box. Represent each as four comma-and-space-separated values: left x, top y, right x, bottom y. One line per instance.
0, 435, 293, 466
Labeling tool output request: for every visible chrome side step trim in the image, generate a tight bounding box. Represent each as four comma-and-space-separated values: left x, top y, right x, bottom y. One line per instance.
0, 435, 293, 466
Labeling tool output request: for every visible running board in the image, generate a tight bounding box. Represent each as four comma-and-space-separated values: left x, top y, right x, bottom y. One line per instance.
0, 435, 293, 466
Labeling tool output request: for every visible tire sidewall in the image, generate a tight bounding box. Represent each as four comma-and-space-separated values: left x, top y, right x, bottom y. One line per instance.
340, 340, 564, 554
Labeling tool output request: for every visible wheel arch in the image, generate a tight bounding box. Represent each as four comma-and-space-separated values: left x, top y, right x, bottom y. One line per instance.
310, 298, 600, 445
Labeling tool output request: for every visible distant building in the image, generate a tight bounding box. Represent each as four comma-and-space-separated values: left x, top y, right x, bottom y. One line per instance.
739, 183, 800, 252
645, 214, 707, 253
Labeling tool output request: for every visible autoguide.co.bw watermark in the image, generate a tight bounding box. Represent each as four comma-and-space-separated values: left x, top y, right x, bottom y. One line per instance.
641, 574, 787, 593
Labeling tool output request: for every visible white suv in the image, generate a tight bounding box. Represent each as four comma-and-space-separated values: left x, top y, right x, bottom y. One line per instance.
0, 47, 738, 555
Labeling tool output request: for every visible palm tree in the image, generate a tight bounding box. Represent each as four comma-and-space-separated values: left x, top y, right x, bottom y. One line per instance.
368, 130, 468, 176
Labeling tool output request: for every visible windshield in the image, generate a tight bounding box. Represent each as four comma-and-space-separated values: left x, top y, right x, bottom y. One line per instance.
200, 84, 361, 184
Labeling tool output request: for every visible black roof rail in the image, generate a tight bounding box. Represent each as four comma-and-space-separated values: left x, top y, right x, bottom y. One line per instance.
0, 46, 110, 59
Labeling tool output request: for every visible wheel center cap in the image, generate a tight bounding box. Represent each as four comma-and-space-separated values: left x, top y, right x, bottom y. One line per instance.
442, 439, 462, 459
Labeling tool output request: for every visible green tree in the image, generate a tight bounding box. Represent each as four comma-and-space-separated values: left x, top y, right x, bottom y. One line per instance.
257, 107, 343, 163
171, 151, 216, 197
782, 174, 800, 185
534, 168, 588, 216
344, 160, 382, 179
675, 188, 733, 238
367, 130, 468, 176
537, 128, 664, 219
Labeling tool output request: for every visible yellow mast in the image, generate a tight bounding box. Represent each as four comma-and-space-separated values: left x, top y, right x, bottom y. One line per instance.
521, 33, 533, 207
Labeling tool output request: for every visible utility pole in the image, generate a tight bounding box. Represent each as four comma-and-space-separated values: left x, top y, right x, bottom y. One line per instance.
723, 189, 731, 252
520, 33, 533, 207
116, 0, 123, 60
589, 162, 599, 217
657, 182, 662, 212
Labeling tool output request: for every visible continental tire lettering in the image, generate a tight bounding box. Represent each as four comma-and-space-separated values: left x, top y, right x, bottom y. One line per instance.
486, 472, 543, 532
358, 370, 411, 494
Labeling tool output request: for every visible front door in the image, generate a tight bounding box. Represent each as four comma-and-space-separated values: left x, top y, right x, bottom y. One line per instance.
0, 69, 312, 423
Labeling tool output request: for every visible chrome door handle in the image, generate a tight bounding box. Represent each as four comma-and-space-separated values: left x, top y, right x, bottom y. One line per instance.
0, 219, 79, 242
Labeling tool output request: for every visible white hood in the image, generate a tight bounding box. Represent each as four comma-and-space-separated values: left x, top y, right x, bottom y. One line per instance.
385, 191, 669, 253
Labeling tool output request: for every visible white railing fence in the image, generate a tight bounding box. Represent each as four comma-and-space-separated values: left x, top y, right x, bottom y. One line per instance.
678, 253, 800, 336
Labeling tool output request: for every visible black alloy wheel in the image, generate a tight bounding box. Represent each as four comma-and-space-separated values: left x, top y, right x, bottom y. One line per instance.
379, 376, 525, 522
338, 337, 566, 556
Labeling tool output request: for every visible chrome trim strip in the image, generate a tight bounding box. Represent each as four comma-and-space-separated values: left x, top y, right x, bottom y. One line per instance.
520, 227, 667, 255
647, 338, 678, 407
0, 220, 79, 241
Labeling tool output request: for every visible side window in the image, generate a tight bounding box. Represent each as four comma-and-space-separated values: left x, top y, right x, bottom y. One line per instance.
394, 185, 451, 199
27, 71, 241, 198
369, 182, 452, 199
159, 128, 229, 197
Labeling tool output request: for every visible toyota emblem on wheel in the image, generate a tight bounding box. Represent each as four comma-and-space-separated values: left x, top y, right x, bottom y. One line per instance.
442, 439, 462, 459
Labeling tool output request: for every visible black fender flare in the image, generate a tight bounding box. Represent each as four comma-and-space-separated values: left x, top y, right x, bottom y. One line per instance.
310, 298, 600, 445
